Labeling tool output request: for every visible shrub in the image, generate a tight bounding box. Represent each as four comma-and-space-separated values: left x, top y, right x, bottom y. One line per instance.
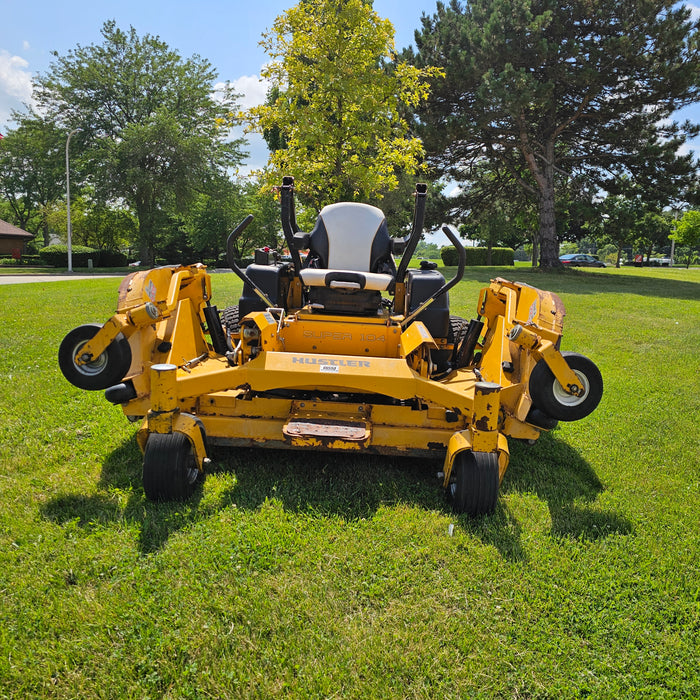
441, 246, 514, 266
0, 255, 41, 266
98, 249, 128, 267
39, 245, 99, 267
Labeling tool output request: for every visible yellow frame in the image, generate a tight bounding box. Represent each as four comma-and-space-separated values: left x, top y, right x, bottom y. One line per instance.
85, 265, 582, 494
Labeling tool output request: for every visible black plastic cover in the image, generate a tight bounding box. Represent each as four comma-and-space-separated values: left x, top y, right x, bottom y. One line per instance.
405, 268, 450, 338
239, 263, 290, 316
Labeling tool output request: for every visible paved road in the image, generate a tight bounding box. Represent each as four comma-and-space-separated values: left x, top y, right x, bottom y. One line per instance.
0, 273, 125, 285
0, 268, 238, 285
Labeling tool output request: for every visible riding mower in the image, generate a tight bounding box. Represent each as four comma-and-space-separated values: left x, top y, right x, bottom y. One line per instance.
58, 178, 603, 516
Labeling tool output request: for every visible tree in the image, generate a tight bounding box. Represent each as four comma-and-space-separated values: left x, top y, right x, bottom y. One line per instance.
44, 193, 137, 251
410, 0, 700, 267
671, 210, 700, 267
187, 177, 281, 262
602, 194, 642, 268
635, 211, 673, 263
34, 21, 246, 263
245, 0, 441, 212
0, 113, 67, 245
414, 241, 440, 259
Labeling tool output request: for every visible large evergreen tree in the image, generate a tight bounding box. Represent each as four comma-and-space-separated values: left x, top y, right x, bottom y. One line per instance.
34, 21, 246, 263
410, 0, 700, 267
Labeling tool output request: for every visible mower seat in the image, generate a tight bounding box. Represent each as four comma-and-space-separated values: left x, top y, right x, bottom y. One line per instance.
296, 202, 396, 292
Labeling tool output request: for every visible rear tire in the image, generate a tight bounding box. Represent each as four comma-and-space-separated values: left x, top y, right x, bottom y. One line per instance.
431, 315, 467, 373
142, 432, 202, 502
529, 352, 603, 421
58, 323, 132, 391
221, 305, 240, 334
449, 451, 500, 516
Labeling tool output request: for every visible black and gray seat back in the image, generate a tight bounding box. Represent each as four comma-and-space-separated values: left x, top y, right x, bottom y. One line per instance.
295, 203, 396, 314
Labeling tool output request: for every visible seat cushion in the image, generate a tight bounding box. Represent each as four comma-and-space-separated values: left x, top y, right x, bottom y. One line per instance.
299, 268, 393, 291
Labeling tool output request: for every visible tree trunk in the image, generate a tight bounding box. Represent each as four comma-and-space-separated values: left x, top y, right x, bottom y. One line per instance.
538, 145, 559, 268
538, 190, 560, 268
531, 233, 539, 267
136, 202, 154, 266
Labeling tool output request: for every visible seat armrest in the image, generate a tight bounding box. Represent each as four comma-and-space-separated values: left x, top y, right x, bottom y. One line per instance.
293, 232, 310, 250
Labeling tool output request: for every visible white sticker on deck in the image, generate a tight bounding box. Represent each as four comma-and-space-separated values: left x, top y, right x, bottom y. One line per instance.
320, 365, 340, 373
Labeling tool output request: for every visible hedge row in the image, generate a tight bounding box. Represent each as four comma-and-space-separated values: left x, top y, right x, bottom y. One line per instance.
440, 246, 514, 266
0, 255, 41, 266
38, 245, 128, 268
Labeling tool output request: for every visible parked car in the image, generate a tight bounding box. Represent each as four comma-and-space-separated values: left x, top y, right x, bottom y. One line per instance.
559, 253, 606, 268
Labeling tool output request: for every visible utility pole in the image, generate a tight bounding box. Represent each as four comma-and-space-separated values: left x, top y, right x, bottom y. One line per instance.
65, 128, 81, 273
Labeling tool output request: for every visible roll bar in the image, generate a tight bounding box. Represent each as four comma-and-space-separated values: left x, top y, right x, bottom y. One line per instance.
395, 183, 428, 285
280, 176, 303, 276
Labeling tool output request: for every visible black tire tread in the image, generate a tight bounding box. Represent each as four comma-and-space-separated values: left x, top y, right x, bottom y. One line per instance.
58, 323, 132, 391
142, 432, 202, 502
450, 451, 500, 516
528, 351, 603, 422
221, 305, 240, 334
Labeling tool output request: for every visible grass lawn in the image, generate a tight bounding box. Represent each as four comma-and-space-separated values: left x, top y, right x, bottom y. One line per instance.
1, 266, 698, 698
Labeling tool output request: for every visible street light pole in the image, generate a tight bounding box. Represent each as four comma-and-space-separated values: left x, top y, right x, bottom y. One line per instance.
65, 128, 81, 273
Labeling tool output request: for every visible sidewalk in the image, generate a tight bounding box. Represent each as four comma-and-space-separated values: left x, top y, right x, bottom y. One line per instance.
0, 273, 125, 285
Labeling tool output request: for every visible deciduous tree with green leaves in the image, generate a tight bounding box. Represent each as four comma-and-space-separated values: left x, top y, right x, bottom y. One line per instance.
671, 210, 700, 267
0, 114, 67, 245
245, 0, 441, 213
410, 0, 700, 267
34, 21, 246, 263
635, 211, 673, 264
186, 177, 281, 262
602, 194, 643, 268
44, 193, 137, 252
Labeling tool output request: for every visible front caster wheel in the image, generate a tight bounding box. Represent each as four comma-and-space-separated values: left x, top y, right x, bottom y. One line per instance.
142, 432, 203, 502
58, 323, 132, 391
529, 352, 603, 422
449, 451, 500, 516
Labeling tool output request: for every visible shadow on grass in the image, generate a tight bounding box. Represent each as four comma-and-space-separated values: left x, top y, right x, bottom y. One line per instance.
504, 432, 631, 536
457, 433, 633, 561
41, 438, 207, 554
40, 437, 446, 554
41, 429, 631, 558
449, 265, 700, 301
208, 445, 447, 518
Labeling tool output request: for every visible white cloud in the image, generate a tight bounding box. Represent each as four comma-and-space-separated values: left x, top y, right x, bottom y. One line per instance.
0, 49, 34, 128
22, 41, 31, 51
0, 51, 33, 100
688, 4, 700, 21
225, 74, 271, 111
220, 74, 272, 175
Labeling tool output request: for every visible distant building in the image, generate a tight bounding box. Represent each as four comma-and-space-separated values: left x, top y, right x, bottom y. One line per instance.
0, 219, 35, 257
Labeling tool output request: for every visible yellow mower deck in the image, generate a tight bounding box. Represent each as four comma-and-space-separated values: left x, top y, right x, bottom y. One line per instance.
58, 182, 602, 516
